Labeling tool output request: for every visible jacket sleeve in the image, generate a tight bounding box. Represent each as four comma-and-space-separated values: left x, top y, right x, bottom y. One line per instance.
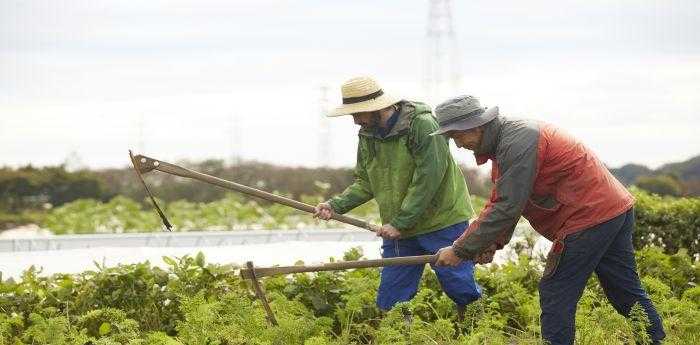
390, 115, 449, 230
453, 127, 539, 259
328, 142, 373, 214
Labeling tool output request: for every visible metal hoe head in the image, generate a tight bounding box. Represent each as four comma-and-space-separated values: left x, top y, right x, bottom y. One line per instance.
129, 152, 160, 174
128, 150, 172, 231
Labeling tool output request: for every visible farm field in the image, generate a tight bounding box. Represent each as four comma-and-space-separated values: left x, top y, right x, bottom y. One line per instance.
1, 245, 699, 344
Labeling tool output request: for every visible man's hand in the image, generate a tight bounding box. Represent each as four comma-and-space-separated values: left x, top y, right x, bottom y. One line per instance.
435, 246, 463, 267
375, 224, 401, 240
474, 244, 498, 264
313, 202, 334, 220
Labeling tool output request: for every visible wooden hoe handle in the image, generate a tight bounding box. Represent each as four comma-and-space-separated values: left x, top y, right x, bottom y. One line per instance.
130, 152, 378, 232
240, 254, 438, 279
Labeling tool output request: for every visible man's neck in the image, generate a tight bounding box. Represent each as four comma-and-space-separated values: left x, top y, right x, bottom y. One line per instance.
475, 117, 502, 156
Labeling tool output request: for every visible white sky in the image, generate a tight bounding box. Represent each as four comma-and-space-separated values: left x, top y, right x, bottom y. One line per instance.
1, 0, 699, 170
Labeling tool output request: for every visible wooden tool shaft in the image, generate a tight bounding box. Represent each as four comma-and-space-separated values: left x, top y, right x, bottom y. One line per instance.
240, 254, 438, 279
136, 155, 375, 231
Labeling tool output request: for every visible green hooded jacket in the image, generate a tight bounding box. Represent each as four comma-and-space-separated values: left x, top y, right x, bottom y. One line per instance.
328, 101, 472, 238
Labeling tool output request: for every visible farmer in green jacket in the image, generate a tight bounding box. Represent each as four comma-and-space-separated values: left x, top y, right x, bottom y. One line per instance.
313, 76, 481, 312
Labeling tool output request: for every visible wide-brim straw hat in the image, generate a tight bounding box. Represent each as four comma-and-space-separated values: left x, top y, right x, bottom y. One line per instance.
430, 95, 499, 136
328, 76, 402, 117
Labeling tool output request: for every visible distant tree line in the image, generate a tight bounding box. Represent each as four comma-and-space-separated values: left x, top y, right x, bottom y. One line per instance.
610, 155, 700, 197
2, 162, 699, 258
2, 154, 698, 218
0, 160, 492, 215
5, 156, 700, 218
0, 166, 108, 212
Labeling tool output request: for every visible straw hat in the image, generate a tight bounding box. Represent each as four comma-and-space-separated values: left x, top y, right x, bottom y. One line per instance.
430, 95, 499, 136
328, 76, 402, 117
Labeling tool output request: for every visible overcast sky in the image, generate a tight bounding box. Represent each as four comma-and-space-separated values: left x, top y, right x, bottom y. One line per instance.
1, 0, 698, 170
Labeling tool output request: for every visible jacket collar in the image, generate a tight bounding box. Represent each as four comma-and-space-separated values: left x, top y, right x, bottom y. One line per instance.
474, 116, 503, 165
374, 108, 400, 138
359, 101, 413, 139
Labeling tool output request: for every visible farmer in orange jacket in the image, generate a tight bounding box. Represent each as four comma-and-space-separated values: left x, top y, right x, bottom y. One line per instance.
433, 95, 665, 345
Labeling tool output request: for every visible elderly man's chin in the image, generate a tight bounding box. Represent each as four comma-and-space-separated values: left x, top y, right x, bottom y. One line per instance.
463, 143, 477, 151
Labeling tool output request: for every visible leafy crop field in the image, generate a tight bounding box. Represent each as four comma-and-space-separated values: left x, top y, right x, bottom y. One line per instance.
34, 189, 698, 260
1, 245, 699, 344
38, 194, 487, 235
2, 188, 698, 343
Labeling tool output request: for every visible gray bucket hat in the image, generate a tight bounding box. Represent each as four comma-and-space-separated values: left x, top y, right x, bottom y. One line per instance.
430, 95, 499, 136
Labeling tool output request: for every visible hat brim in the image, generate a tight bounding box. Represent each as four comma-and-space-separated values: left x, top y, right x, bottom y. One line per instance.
327, 93, 402, 117
430, 106, 499, 136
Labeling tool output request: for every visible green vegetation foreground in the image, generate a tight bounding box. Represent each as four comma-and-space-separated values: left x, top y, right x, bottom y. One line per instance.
1, 246, 698, 344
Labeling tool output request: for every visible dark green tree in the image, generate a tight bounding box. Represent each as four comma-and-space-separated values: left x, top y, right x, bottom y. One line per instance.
635, 174, 684, 197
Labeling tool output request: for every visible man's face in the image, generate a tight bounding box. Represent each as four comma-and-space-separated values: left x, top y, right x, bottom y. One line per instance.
352, 106, 396, 129
352, 111, 377, 129
447, 127, 484, 151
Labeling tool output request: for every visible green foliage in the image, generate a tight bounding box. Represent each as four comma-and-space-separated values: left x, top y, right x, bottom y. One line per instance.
2, 247, 698, 344
37, 193, 484, 235
0, 209, 45, 230
0, 165, 107, 212
632, 187, 700, 257
94, 159, 492, 204
610, 155, 700, 196
75, 308, 140, 342
38, 192, 386, 233
108, 160, 359, 205
43, 196, 162, 234
657, 155, 700, 195
610, 163, 654, 186
636, 246, 699, 296
22, 312, 72, 344
635, 174, 684, 197
1, 159, 492, 230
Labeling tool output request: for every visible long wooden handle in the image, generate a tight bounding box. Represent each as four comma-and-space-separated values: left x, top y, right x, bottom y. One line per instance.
240, 254, 438, 279
132, 153, 377, 232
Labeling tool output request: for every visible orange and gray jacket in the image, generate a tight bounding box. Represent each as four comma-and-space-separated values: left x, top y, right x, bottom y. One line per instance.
453, 116, 634, 260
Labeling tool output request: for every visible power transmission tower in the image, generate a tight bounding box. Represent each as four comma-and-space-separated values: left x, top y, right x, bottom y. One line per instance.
63, 150, 85, 172
424, 0, 461, 105
317, 85, 332, 167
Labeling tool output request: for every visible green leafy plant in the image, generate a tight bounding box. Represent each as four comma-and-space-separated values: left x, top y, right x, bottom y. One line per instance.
1, 246, 698, 344
632, 187, 700, 257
